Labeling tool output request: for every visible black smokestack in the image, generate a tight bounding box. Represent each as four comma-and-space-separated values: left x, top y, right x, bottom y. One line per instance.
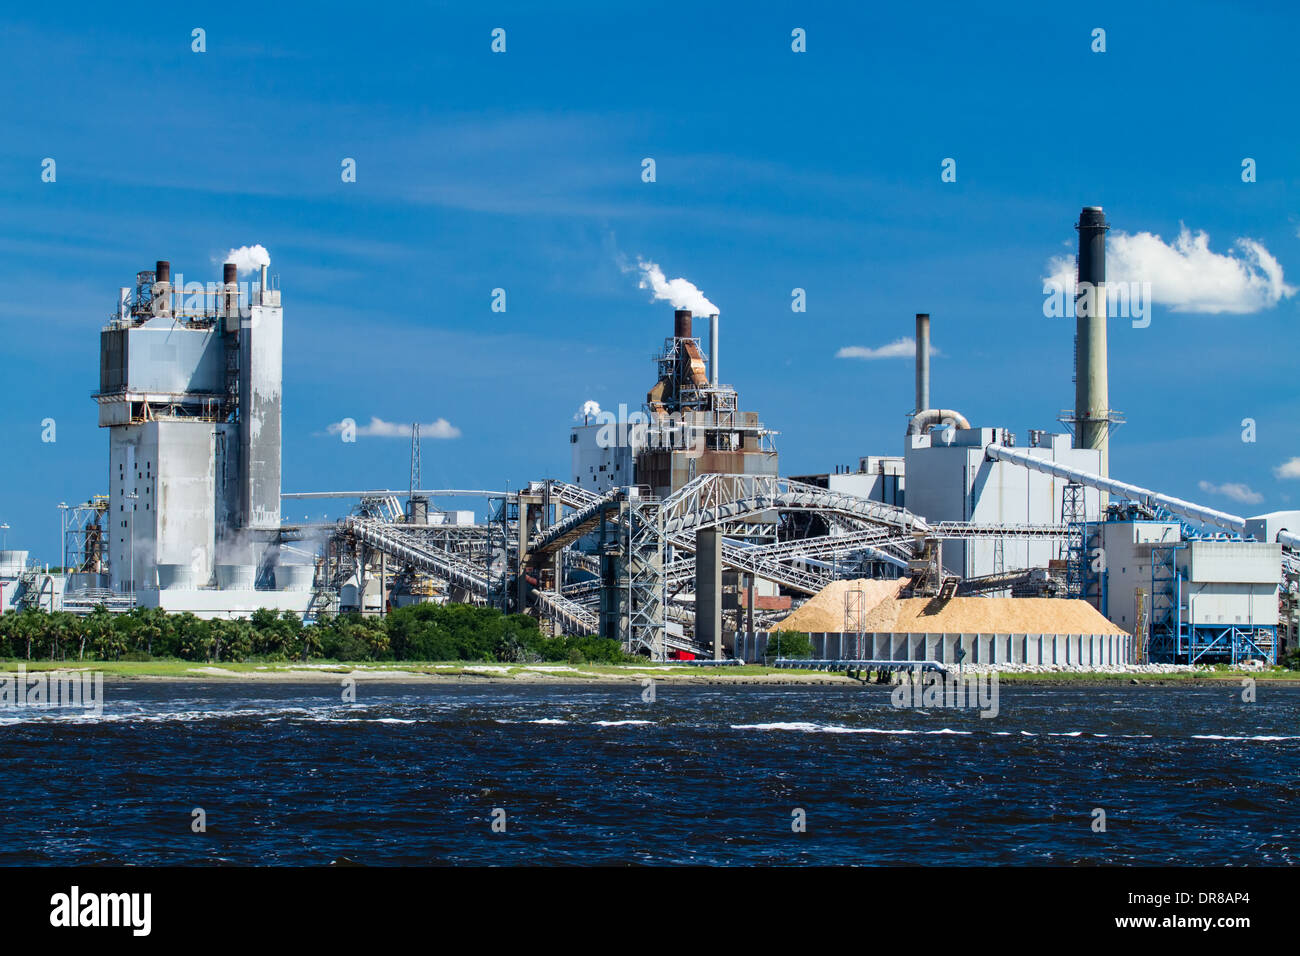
914, 313, 930, 413
155, 260, 170, 283
674, 309, 692, 339
223, 262, 237, 285
1074, 205, 1110, 479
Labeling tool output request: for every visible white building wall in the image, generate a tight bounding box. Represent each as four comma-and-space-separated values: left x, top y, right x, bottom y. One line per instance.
1100, 521, 1180, 633
570, 423, 635, 493
109, 421, 216, 590
829, 457, 904, 506
240, 303, 283, 529
904, 429, 1101, 577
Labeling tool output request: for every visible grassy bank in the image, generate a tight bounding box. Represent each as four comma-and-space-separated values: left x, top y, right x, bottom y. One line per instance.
3, 659, 1298, 685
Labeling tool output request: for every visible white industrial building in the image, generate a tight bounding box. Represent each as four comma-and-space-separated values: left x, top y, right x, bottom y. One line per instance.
90, 258, 311, 619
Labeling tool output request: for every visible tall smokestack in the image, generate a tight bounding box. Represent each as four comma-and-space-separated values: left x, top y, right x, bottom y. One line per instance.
674, 309, 692, 340
914, 313, 930, 413
1074, 206, 1110, 481
153, 259, 172, 317
709, 313, 719, 386
223, 262, 238, 321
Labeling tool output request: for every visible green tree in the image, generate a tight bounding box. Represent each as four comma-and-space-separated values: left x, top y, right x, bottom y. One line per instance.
767, 630, 814, 660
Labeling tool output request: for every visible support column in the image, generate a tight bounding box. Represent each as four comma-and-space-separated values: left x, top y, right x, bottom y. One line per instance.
696, 527, 723, 659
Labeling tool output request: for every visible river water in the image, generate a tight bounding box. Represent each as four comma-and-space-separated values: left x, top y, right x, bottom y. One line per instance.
1, 681, 1296, 865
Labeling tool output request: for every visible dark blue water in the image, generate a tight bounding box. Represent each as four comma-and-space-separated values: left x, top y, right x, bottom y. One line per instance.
1, 681, 1297, 865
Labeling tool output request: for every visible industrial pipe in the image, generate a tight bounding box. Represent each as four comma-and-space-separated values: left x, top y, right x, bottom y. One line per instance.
915, 313, 930, 413
985, 443, 1247, 533
906, 409, 971, 436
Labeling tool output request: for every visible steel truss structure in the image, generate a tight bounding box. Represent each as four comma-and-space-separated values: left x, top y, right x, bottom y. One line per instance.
322, 473, 1085, 660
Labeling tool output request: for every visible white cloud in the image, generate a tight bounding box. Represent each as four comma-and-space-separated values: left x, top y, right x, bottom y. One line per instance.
219, 244, 271, 275
326, 416, 460, 439
626, 257, 718, 316
1044, 225, 1294, 314
1274, 457, 1300, 480
574, 400, 601, 421
1197, 480, 1263, 505
837, 337, 939, 360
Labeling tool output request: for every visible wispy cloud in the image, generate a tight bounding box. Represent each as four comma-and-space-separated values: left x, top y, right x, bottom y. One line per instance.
1274, 458, 1300, 480
326, 416, 460, 439
837, 337, 937, 360
1045, 225, 1294, 314
1198, 480, 1263, 504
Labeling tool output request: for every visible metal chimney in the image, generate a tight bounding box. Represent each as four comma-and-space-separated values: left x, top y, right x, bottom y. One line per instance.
1074, 206, 1110, 480
914, 313, 930, 413
709, 313, 719, 386
674, 309, 692, 340
153, 259, 172, 317
223, 262, 238, 321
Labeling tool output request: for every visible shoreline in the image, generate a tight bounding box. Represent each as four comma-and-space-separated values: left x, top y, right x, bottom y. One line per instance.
2, 660, 1297, 687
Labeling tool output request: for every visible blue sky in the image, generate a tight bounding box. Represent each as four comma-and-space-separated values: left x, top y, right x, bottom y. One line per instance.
1, 1, 1297, 561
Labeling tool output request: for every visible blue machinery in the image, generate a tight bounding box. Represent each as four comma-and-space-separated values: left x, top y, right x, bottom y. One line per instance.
990, 445, 1286, 665
1148, 544, 1278, 665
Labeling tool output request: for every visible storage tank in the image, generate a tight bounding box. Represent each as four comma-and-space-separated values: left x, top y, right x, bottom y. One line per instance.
215, 564, 257, 590
0, 550, 29, 577
276, 564, 315, 591
156, 563, 195, 590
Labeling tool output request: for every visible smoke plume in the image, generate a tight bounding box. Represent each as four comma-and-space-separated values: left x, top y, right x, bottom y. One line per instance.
222, 244, 272, 275
632, 257, 719, 316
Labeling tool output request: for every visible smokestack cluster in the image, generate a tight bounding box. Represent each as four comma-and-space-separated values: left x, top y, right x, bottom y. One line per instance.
915, 313, 930, 413
1074, 206, 1110, 479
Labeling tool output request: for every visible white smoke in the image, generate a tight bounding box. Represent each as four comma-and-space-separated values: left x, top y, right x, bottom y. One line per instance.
222, 244, 272, 275
1044, 226, 1294, 314
575, 400, 602, 421
632, 257, 719, 316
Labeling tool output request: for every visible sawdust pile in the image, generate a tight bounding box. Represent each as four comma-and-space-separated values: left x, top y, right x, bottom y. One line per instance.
860, 596, 1128, 635
778, 580, 1128, 636
776, 578, 905, 632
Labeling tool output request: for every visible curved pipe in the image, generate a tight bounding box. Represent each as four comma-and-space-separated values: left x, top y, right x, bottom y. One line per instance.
906, 409, 971, 436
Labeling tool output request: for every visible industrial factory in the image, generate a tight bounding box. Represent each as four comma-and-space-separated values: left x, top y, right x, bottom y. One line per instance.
3, 206, 1298, 667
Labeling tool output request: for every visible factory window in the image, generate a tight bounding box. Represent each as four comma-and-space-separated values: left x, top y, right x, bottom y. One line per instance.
570, 434, 577, 444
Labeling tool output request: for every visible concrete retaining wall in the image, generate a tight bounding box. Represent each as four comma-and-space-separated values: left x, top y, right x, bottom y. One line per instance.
732, 631, 1133, 666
